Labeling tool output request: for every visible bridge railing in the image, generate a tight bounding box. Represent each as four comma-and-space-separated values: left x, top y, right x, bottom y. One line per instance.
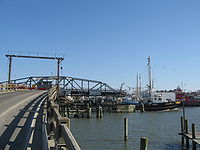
0, 83, 31, 93
48, 85, 57, 100
47, 87, 81, 150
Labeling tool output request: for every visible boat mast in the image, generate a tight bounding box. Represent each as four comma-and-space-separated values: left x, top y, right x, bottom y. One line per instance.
136, 73, 139, 100
148, 56, 152, 97
139, 74, 141, 98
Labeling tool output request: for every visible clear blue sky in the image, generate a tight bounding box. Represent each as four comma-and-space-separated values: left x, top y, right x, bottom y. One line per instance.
1, 0, 200, 91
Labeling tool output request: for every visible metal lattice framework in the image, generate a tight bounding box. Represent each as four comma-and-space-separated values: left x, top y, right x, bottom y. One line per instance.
0, 76, 124, 97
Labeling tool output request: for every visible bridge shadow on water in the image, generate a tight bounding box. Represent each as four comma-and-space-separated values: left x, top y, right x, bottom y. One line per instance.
0, 94, 45, 150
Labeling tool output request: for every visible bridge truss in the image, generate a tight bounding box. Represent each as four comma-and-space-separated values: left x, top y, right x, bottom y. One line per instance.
0, 76, 124, 97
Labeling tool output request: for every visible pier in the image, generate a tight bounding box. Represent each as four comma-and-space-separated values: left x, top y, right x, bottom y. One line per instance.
179, 116, 200, 150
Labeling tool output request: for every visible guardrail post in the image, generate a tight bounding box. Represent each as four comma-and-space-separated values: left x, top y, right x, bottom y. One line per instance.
48, 101, 59, 136
51, 103, 59, 117
56, 117, 70, 149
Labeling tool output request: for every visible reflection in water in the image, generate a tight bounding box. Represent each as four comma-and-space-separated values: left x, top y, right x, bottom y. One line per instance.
71, 107, 200, 150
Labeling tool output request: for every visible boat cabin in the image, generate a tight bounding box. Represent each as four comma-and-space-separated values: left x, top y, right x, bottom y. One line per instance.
151, 92, 176, 103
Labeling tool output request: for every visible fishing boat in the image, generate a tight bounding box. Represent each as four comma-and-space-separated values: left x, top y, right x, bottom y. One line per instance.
142, 56, 178, 111
142, 92, 178, 111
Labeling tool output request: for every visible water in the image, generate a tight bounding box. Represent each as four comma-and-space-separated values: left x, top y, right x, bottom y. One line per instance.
71, 107, 200, 150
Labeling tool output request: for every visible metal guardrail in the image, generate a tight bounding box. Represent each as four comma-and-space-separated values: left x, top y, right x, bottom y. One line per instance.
46, 86, 81, 150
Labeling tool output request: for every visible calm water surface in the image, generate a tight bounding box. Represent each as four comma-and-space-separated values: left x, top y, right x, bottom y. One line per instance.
71, 107, 200, 150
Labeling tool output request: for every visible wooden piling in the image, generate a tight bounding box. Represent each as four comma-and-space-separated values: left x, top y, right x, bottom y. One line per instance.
67, 107, 70, 118
60, 105, 65, 117
96, 106, 100, 118
76, 107, 79, 118
184, 119, 189, 148
140, 103, 145, 112
140, 137, 148, 150
99, 106, 103, 118
185, 119, 189, 134
181, 116, 184, 145
96, 105, 103, 118
124, 118, 128, 141
87, 108, 92, 118
192, 123, 196, 150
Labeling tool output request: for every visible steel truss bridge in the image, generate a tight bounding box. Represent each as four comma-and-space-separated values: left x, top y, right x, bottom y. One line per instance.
0, 76, 124, 97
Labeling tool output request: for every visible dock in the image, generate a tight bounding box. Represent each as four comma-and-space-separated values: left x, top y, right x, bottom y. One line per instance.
179, 116, 200, 149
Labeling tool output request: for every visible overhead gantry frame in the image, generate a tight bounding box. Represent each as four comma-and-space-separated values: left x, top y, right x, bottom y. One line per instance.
6, 54, 64, 96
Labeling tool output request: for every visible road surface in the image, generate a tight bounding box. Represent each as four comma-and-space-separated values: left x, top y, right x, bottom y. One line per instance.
0, 90, 47, 150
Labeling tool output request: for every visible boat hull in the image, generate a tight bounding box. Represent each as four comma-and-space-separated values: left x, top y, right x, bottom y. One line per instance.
144, 102, 178, 111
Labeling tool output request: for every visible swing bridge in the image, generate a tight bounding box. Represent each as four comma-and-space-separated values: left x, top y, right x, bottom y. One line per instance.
0, 76, 123, 97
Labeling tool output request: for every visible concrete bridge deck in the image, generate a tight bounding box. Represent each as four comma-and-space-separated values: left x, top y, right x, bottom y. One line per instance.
0, 90, 47, 150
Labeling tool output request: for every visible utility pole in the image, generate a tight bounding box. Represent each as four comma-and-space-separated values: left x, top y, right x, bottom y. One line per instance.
57, 59, 62, 98
7, 56, 12, 84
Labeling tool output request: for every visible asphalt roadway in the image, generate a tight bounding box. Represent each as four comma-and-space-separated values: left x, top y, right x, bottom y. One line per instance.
0, 90, 47, 150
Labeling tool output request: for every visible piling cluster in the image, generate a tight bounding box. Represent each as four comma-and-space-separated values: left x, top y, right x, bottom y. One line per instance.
180, 116, 199, 150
